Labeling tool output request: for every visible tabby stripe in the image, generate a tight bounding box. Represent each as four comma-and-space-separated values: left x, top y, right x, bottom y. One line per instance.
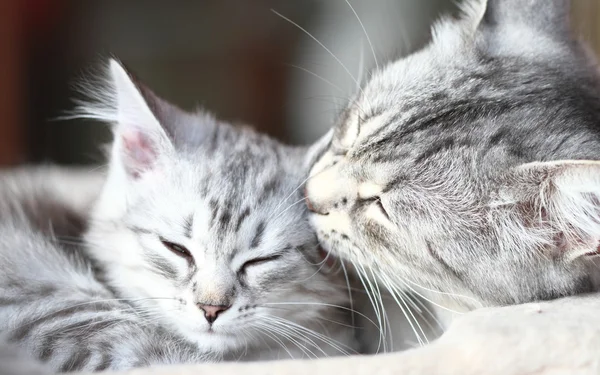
59, 348, 92, 372
250, 222, 265, 249
9, 303, 114, 341
95, 344, 113, 371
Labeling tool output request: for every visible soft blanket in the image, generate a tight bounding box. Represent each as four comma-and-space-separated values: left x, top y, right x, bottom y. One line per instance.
92, 293, 600, 375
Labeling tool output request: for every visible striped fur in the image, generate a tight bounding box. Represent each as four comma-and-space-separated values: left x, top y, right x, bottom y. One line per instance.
0, 61, 356, 373
306, 0, 600, 321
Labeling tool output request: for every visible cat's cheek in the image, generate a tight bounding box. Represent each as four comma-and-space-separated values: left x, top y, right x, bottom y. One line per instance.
310, 211, 353, 237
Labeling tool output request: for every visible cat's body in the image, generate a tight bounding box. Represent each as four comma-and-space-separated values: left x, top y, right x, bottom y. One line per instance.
0, 61, 357, 373
305, 0, 600, 334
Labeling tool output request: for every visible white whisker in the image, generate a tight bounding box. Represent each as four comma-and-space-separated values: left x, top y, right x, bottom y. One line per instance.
344, 0, 379, 70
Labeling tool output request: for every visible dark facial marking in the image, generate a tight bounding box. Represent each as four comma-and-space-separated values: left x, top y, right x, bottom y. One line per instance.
181, 263, 197, 285
218, 209, 232, 230
146, 252, 179, 280
183, 214, 194, 238
209, 199, 219, 223
250, 222, 265, 249
235, 207, 251, 232
128, 226, 152, 235
258, 178, 279, 204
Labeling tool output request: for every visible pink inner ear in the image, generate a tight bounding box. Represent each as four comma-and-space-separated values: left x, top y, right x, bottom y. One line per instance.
120, 128, 158, 178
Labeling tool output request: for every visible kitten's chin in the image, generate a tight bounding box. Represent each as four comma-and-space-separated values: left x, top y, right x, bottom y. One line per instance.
178, 326, 244, 354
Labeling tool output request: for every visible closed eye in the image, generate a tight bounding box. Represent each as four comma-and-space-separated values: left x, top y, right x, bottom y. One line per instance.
360, 197, 390, 222
160, 238, 193, 261
239, 254, 282, 273
374, 199, 390, 220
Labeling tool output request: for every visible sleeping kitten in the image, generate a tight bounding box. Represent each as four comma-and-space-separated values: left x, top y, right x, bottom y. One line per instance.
0, 59, 356, 373
305, 0, 600, 327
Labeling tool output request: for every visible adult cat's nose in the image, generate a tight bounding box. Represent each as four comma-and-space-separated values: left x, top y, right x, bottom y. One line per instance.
197, 303, 230, 324
304, 187, 329, 215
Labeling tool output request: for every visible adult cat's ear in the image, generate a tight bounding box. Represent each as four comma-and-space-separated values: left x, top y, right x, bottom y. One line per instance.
476, 0, 571, 55
505, 160, 600, 260
479, 0, 570, 36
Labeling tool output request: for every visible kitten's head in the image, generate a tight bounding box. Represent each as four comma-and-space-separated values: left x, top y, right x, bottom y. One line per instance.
83, 60, 349, 356
306, 0, 600, 308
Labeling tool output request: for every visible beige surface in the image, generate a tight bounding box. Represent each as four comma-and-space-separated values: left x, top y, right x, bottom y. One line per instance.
91, 294, 600, 375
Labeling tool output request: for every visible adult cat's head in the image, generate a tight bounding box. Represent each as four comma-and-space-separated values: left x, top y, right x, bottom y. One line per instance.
82, 60, 351, 357
306, 0, 600, 309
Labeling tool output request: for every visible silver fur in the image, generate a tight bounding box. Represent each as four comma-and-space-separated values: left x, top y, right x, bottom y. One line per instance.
306, 0, 600, 331
0, 60, 356, 373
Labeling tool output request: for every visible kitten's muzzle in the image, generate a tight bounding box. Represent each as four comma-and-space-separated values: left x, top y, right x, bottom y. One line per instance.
197, 303, 230, 324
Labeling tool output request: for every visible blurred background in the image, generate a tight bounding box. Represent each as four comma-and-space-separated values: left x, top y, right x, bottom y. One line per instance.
0, 0, 599, 166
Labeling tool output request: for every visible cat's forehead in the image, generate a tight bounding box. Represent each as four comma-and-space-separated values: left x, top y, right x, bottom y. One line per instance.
347, 38, 583, 176
176, 124, 302, 194
127, 126, 310, 252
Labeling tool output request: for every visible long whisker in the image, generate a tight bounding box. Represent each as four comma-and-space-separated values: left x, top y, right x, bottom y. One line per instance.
253, 323, 295, 359
268, 315, 355, 355
379, 274, 427, 346
267, 173, 313, 223
286, 64, 348, 95
368, 266, 393, 351
271, 197, 307, 222
344, 0, 379, 70
351, 261, 385, 353
260, 318, 323, 358
400, 275, 482, 307
339, 261, 355, 328
262, 301, 378, 328
387, 275, 463, 314
271, 9, 369, 105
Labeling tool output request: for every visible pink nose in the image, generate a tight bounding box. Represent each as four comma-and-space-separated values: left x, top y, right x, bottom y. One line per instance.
197, 303, 230, 324
304, 187, 329, 215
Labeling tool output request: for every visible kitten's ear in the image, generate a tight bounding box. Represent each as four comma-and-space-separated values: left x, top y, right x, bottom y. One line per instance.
107, 59, 183, 179
505, 160, 600, 260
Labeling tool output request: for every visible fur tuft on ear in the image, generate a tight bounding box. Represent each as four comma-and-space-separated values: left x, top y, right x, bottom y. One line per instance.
107, 59, 174, 178
506, 160, 600, 261
70, 58, 185, 179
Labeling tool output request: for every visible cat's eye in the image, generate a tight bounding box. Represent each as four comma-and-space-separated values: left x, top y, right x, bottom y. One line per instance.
239, 254, 282, 273
361, 197, 390, 221
160, 239, 193, 260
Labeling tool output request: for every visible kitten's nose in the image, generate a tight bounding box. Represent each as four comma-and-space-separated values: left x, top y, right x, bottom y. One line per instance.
197, 303, 230, 324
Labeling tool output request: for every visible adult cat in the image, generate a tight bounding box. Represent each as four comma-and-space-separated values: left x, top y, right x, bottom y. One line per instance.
305, 0, 600, 328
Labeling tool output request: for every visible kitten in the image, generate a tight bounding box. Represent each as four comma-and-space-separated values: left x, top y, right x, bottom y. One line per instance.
305, 0, 600, 327
0, 59, 356, 373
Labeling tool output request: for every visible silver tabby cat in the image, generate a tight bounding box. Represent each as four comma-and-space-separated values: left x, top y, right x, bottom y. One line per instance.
306, 0, 600, 329
0, 60, 356, 373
